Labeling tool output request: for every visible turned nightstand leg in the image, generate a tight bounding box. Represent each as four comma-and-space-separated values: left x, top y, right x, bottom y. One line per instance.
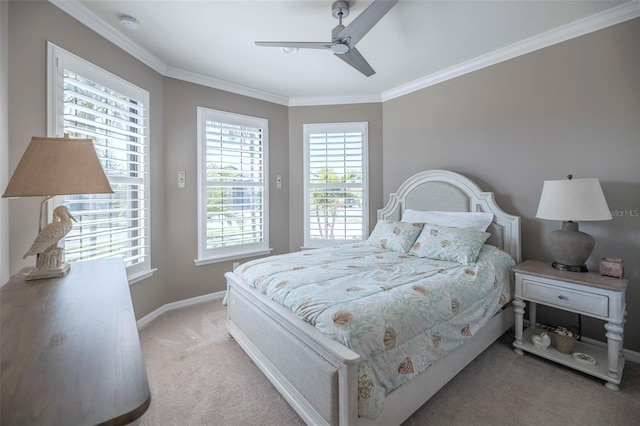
604, 321, 623, 391
513, 298, 526, 355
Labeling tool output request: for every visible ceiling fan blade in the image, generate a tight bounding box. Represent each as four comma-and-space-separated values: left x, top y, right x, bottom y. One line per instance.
336, 0, 398, 47
335, 47, 375, 77
255, 41, 332, 50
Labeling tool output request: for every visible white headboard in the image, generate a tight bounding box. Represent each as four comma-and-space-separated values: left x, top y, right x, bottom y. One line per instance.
378, 170, 521, 263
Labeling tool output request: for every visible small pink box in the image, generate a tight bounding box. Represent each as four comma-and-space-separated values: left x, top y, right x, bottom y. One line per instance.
600, 258, 624, 278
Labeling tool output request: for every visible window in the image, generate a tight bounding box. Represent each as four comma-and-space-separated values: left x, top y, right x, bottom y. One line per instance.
196, 107, 270, 264
304, 122, 368, 248
48, 44, 151, 281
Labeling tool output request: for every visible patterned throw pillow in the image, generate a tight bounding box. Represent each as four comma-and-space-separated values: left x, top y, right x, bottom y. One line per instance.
367, 220, 424, 254
409, 223, 490, 265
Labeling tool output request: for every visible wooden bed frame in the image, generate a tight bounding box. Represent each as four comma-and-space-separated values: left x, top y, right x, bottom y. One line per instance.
225, 170, 521, 425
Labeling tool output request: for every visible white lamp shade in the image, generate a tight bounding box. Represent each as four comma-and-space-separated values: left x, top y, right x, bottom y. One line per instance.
536, 178, 612, 221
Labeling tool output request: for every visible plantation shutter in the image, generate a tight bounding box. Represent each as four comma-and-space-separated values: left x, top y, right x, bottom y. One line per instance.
304, 122, 368, 247
61, 70, 148, 270
197, 108, 269, 261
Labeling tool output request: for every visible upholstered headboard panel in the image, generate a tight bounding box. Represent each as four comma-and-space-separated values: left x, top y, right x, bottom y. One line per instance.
378, 170, 521, 263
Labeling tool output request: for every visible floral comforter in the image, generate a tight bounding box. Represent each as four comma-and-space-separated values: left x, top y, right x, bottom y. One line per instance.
236, 243, 515, 419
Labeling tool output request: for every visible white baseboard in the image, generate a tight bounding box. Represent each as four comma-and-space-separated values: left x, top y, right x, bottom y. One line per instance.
136, 290, 225, 329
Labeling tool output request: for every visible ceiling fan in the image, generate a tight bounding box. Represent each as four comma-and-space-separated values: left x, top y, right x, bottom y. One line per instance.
255, 0, 399, 77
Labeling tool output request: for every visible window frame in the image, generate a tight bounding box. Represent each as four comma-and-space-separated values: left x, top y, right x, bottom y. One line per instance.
303, 122, 369, 249
195, 106, 271, 265
47, 43, 153, 283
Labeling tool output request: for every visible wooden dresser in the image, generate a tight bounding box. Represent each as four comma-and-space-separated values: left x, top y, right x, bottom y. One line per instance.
1, 258, 150, 425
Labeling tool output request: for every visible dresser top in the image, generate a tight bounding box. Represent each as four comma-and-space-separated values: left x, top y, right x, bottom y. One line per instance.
1, 258, 150, 426
514, 260, 628, 292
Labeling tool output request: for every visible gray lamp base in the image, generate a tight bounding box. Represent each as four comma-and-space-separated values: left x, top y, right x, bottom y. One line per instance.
547, 221, 594, 273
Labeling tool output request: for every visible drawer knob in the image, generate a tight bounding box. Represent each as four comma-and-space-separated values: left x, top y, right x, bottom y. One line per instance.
558, 295, 568, 300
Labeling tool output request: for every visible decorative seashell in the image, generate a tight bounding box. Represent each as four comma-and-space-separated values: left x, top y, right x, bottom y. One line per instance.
380, 239, 388, 248
412, 242, 421, 251
398, 357, 414, 374
440, 240, 451, 248
464, 269, 476, 276
393, 227, 401, 235
432, 332, 442, 348
412, 285, 427, 295
346, 286, 364, 292
358, 375, 374, 399
384, 327, 396, 350
499, 294, 508, 305
275, 280, 288, 289
461, 324, 472, 337
332, 311, 353, 327
293, 266, 305, 270
532, 332, 551, 349
451, 298, 459, 314
429, 228, 438, 236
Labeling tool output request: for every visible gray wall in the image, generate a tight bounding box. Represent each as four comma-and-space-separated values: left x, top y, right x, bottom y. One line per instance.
288, 104, 384, 250
382, 18, 640, 351
7, 1, 167, 317
162, 78, 289, 303
1, 1, 9, 284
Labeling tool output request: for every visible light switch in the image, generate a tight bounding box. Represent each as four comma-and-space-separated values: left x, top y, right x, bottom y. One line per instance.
178, 171, 186, 188
276, 175, 282, 189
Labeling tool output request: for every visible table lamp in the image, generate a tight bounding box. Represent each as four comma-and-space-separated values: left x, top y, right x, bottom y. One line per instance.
535, 174, 612, 272
2, 136, 113, 280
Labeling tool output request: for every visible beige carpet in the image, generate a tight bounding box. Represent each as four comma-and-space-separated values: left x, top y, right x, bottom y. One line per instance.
138, 300, 640, 425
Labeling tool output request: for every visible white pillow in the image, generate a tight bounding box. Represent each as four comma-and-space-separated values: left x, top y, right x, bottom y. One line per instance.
401, 209, 494, 232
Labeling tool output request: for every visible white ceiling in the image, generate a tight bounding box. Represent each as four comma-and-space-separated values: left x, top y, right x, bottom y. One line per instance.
52, 0, 638, 105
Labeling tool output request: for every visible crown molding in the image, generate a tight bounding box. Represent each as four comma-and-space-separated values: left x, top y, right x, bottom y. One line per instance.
48, 0, 168, 75
288, 93, 382, 107
381, 0, 640, 102
49, 0, 640, 107
164, 67, 289, 106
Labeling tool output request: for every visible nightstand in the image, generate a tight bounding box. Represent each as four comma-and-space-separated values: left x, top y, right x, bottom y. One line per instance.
512, 260, 628, 390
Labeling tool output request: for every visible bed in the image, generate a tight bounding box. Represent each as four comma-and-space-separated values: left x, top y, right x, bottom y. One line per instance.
225, 170, 521, 425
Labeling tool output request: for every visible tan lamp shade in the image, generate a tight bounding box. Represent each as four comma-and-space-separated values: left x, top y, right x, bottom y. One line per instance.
2, 136, 113, 198
536, 178, 612, 222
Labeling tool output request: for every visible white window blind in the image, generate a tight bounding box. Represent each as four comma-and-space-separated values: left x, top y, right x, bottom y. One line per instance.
304, 122, 368, 248
197, 107, 269, 263
48, 44, 151, 280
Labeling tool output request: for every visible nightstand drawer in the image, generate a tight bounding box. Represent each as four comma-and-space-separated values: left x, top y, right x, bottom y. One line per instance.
522, 279, 608, 317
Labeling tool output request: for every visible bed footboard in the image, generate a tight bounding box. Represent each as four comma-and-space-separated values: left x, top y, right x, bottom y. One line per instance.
225, 272, 360, 425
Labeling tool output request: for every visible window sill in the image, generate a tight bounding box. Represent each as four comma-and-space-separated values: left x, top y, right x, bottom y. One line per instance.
194, 248, 273, 266
128, 268, 157, 285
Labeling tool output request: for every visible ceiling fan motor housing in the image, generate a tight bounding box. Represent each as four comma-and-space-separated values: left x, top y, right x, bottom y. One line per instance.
332, 1, 350, 19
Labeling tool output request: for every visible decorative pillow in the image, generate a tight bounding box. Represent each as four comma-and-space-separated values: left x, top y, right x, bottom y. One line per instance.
367, 220, 424, 253
409, 223, 490, 265
401, 209, 494, 232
